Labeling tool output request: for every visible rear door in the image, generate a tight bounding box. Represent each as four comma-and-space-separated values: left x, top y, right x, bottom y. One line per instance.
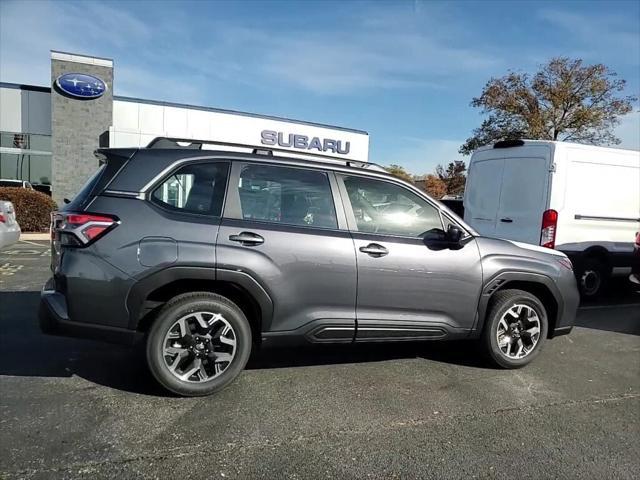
494, 152, 550, 245
464, 152, 504, 237
216, 161, 357, 340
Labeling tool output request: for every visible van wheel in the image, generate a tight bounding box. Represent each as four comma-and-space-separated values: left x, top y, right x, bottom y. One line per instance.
146, 292, 252, 397
481, 289, 548, 369
578, 258, 608, 298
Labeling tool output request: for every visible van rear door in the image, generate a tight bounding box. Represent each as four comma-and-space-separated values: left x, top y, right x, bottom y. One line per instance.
495, 152, 551, 244
464, 151, 504, 237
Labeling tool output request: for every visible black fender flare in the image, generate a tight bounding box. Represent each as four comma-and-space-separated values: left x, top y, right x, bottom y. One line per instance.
473, 271, 564, 335
126, 266, 274, 330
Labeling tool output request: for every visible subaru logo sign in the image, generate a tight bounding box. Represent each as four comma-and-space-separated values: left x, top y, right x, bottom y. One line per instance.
55, 73, 107, 99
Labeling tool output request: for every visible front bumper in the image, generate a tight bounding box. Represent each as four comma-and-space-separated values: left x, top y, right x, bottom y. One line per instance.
549, 269, 580, 338
39, 286, 143, 346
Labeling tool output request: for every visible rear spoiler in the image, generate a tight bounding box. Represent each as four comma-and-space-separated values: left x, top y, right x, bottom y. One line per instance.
94, 148, 137, 165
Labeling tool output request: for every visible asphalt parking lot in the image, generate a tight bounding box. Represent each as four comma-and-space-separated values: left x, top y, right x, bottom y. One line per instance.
0, 240, 638, 479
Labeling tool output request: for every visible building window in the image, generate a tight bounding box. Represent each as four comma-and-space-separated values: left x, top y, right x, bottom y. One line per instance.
0, 132, 52, 191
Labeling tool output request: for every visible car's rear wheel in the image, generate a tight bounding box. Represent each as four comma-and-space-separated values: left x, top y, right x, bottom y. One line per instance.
146, 292, 252, 396
481, 289, 548, 368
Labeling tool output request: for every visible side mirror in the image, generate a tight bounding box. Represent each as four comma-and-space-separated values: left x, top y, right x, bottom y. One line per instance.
446, 224, 463, 244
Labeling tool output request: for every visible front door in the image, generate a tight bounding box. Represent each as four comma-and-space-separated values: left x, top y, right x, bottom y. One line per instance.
338, 174, 483, 341
217, 162, 357, 342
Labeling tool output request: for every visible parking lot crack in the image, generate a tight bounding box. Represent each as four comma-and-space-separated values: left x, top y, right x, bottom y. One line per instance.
5, 391, 639, 478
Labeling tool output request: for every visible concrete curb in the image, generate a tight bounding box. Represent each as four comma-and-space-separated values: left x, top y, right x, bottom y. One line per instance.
20, 233, 50, 241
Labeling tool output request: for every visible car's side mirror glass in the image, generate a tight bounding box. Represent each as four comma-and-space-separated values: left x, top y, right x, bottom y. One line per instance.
446, 224, 463, 244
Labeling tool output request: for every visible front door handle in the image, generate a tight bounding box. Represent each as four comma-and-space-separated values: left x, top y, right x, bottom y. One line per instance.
359, 243, 388, 257
500, 218, 513, 223
229, 232, 264, 246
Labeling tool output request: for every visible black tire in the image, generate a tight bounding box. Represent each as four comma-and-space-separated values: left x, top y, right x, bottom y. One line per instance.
577, 257, 609, 299
481, 289, 548, 369
146, 292, 252, 397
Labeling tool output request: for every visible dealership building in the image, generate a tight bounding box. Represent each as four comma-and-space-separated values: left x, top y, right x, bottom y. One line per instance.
0, 51, 369, 205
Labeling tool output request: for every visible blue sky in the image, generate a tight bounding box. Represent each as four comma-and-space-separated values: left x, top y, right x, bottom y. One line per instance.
1, 0, 638, 173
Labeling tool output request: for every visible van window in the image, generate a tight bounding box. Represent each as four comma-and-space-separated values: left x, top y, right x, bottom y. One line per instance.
343, 176, 442, 236
238, 164, 337, 229
499, 158, 548, 218
466, 159, 502, 219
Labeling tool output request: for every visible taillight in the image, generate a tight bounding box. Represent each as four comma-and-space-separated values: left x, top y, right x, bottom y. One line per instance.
540, 209, 558, 249
635, 232, 640, 247
0, 213, 5, 223
54, 212, 119, 246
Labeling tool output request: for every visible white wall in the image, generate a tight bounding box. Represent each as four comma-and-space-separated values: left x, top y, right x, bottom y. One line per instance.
111, 99, 369, 161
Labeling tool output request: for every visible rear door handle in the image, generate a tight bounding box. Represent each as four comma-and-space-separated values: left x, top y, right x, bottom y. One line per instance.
359, 243, 389, 257
500, 218, 513, 223
229, 232, 264, 245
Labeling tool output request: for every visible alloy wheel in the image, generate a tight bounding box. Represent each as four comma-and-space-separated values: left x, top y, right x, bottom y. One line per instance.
496, 304, 541, 360
162, 311, 237, 382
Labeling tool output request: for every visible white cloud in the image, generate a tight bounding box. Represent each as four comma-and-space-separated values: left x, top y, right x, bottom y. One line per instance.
537, 8, 640, 66
0, 0, 151, 86
0, 0, 502, 96
615, 110, 640, 151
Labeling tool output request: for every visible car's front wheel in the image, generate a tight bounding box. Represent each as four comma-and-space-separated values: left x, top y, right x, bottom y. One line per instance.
146, 292, 252, 396
481, 289, 548, 368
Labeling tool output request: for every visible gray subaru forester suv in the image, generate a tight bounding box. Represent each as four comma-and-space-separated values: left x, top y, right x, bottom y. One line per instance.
39, 137, 579, 396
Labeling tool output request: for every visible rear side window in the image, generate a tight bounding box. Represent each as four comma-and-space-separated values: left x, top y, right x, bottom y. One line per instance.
152, 162, 229, 216
238, 164, 337, 229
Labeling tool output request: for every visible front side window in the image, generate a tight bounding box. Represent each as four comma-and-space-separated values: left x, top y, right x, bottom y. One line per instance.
152, 162, 229, 216
238, 164, 337, 229
343, 176, 443, 237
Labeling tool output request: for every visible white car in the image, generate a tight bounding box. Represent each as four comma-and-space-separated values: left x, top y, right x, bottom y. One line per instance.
0, 201, 21, 249
0, 179, 33, 189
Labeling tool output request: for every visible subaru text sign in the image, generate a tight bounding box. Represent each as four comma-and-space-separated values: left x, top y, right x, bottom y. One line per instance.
261, 130, 350, 155
55, 73, 107, 99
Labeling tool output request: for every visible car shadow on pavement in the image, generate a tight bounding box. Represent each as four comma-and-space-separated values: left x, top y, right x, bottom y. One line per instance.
0, 291, 488, 396
246, 341, 486, 371
575, 306, 640, 336
1, 288, 638, 397
0, 291, 169, 397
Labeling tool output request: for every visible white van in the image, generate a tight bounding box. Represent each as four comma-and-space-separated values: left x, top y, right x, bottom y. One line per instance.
464, 140, 640, 297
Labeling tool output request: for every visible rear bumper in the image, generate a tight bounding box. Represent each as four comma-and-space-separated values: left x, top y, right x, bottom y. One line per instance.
39, 287, 143, 346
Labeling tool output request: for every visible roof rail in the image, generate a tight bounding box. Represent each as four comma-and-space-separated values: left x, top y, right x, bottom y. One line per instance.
145, 136, 386, 172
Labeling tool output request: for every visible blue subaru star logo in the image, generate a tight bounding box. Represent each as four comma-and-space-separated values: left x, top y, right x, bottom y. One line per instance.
55, 73, 107, 99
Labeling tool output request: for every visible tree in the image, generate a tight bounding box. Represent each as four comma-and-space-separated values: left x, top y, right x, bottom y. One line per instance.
417, 174, 447, 199
383, 164, 414, 183
436, 161, 467, 196
460, 57, 637, 155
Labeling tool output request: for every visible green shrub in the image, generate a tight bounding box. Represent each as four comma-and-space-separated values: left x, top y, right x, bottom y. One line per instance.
0, 187, 57, 232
